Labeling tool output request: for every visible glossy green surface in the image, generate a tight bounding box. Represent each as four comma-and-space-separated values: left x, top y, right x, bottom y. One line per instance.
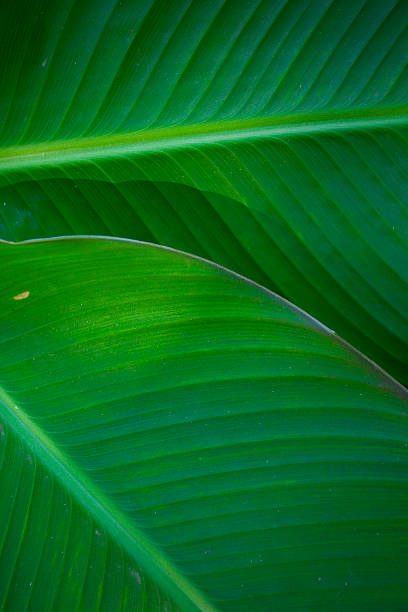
0, 0, 407, 384
0, 237, 407, 611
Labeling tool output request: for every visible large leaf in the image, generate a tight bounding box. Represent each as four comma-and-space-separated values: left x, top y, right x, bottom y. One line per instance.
0, 236, 407, 611
0, 1, 407, 384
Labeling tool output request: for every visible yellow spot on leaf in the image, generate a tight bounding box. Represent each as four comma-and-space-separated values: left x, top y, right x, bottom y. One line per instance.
13, 291, 30, 300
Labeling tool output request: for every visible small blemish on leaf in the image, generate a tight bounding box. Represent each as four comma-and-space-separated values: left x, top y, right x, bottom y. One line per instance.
129, 568, 142, 584
42, 57, 48, 67
13, 291, 30, 300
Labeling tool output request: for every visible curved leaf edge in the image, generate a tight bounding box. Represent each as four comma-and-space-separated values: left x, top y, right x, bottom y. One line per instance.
1, 234, 407, 612
3, 234, 407, 397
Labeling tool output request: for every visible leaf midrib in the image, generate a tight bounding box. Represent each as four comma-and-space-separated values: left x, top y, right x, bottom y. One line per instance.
0, 385, 218, 612
0, 106, 407, 171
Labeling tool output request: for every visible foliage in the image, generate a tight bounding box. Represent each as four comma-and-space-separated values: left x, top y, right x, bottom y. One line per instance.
0, 1, 407, 610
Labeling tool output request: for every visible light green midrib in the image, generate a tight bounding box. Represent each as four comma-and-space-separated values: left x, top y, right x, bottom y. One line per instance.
0, 106, 407, 170
0, 385, 218, 612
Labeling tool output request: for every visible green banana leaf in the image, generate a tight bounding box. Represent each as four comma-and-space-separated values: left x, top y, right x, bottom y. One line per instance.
0, 236, 407, 611
0, 0, 407, 384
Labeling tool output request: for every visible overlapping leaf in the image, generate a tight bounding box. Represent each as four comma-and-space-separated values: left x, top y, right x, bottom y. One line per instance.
0, 237, 407, 610
0, 0, 407, 383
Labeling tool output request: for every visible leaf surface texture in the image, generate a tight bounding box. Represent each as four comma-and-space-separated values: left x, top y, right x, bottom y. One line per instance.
0, 0, 407, 382
0, 237, 407, 610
